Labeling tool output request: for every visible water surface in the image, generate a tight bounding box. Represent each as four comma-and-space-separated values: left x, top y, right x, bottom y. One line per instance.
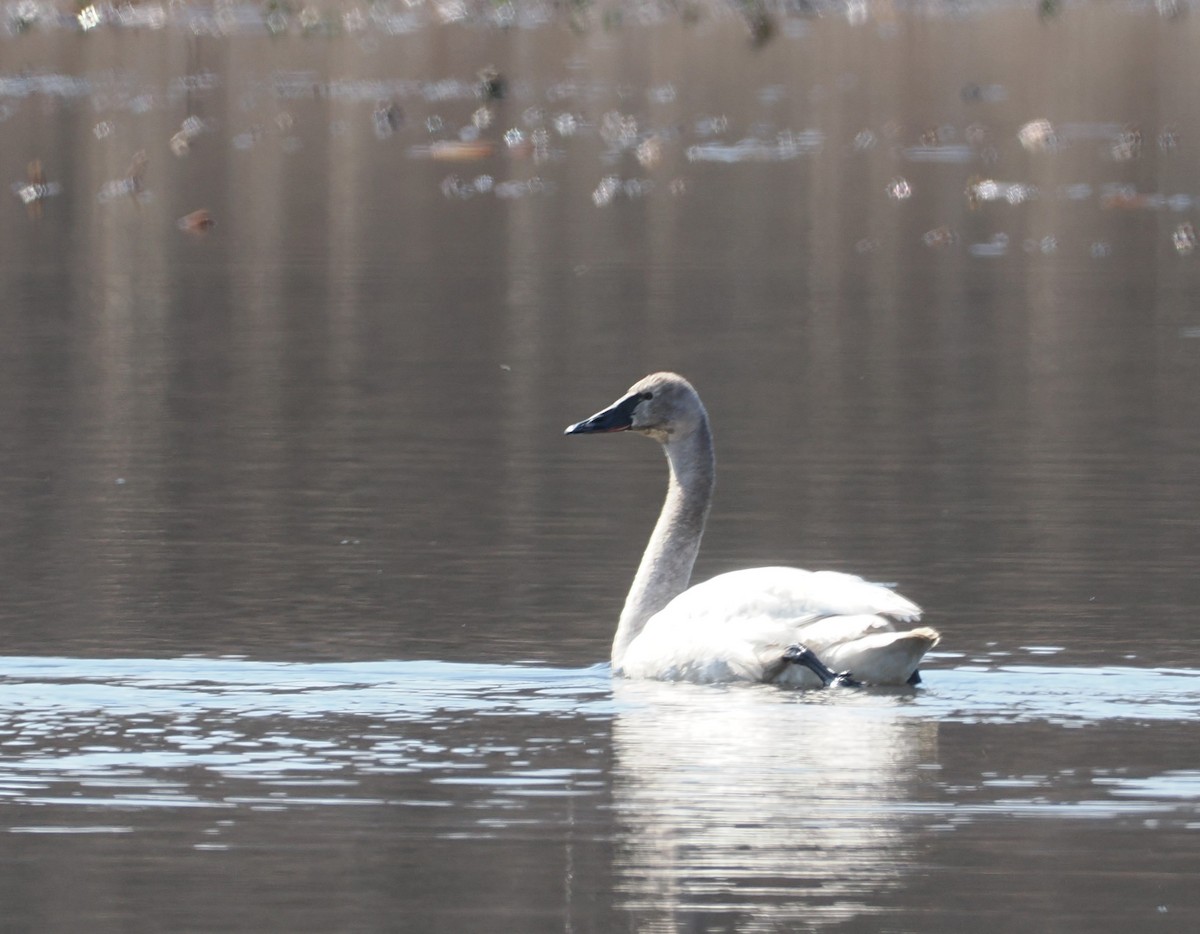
2, 1, 1200, 930
1, 656, 1198, 930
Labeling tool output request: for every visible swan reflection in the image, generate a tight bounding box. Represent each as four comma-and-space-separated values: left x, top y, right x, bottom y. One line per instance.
610, 680, 939, 930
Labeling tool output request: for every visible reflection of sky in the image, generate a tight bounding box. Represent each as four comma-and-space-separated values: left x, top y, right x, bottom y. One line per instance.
1, 657, 1197, 835
919, 664, 1200, 724
0, 657, 615, 815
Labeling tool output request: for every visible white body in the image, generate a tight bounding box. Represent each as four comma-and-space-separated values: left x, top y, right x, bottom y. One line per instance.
567, 372, 940, 687
620, 567, 934, 687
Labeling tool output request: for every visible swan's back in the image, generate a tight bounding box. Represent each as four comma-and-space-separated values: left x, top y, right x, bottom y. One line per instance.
621, 567, 934, 685
662, 567, 921, 627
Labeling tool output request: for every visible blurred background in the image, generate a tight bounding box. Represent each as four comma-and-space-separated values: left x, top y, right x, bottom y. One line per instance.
2, 0, 1197, 668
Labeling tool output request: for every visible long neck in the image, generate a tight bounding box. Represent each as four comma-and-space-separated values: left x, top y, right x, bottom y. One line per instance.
612, 418, 715, 669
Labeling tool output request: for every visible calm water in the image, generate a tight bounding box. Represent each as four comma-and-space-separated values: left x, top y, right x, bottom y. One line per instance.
2, 1, 1200, 930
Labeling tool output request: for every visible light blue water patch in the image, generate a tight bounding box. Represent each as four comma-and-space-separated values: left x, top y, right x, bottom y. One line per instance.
0, 657, 1197, 726
0, 656, 616, 721
0, 657, 622, 811
0, 657, 1197, 830
917, 665, 1200, 725
1095, 770, 1200, 799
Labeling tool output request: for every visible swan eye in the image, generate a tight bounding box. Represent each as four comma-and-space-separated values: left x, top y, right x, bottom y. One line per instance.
640, 391, 654, 401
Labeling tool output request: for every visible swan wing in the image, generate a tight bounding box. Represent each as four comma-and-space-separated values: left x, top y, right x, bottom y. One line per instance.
622, 567, 930, 685
658, 566, 922, 627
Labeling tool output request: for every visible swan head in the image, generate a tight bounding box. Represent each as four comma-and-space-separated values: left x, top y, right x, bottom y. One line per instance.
565, 372, 707, 444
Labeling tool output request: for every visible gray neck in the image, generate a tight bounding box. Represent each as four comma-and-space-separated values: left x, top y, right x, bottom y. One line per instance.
611, 418, 715, 670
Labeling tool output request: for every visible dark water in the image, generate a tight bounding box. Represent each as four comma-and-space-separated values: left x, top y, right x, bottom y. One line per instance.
2, 2, 1200, 930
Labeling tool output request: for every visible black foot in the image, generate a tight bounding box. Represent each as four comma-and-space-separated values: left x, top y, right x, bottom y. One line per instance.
906, 669, 922, 686
781, 644, 860, 688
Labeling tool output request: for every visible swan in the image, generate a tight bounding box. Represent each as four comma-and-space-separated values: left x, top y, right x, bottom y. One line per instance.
565, 372, 941, 687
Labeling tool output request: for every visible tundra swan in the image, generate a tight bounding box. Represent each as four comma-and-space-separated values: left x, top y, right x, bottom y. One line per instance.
565, 372, 940, 687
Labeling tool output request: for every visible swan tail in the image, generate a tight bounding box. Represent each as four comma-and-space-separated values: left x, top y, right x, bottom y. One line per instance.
822, 626, 941, 685
906, 626, 941, 650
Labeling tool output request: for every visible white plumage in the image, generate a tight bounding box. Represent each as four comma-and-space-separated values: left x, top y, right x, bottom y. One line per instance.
566, 373, 940, 687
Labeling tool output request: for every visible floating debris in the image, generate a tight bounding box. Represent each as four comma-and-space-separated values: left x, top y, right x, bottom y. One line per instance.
903, 144, 974, 164
10, 0, 43, 31
592, 176, 621, 206
600, 111, 639, 150
1018, 118, 1058, 152
439, 174, 553, 200
169, 115, 208, 156
885, 176, 912, 201
97, 177, 140, 202
373, 100, 403, 139
1109, 126, 1142, 162
693, 115, 728, 138
686, 131, 823, 163
410, 140, 495, 162
77, 3, 102, 30
529, 127, 555, 163
471, 105, 493, 130
11, 159, 61, 218
591, 176, 653, 206
852, 129, 877, 151
635, 135, 663, 169
922, 226, 957, 249
1172, 222, 1196, 256
495, 177, 553, 199
177, 208, 215, 234
967, 232, 1009, 258
552, 113, 580, 138
297, 4, 326, 33
440, 174, 489, 199
1023, 236, 1058, 255
98, 150, 149, 204
967, 177, 1037, 206
478, 67, 505, 101
742, 3, 774, 47
919, 126, 948, 146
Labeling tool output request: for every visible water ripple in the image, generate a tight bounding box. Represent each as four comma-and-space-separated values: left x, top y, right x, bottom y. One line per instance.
1, 656, 1196, 822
